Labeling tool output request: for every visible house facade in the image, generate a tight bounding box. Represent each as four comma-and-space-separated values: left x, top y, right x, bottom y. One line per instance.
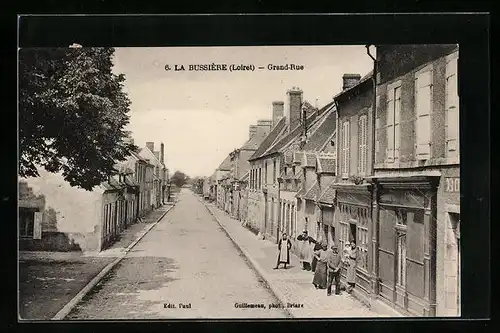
19, 140, 161, 252
369, 44, 460, 317
330, 72, 375, 306
139, 141, 168, 209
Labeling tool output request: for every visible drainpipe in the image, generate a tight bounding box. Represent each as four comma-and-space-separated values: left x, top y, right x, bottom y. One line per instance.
366, 44, 380, 299
365, 44, 377, 177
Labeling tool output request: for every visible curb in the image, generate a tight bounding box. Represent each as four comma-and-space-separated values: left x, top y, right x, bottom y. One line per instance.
51, 204, 175, 320
200, 199, 295, 318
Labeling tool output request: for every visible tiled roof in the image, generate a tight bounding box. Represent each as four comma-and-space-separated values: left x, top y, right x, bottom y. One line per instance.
240, 122, 272, 150
249, 117, 287, 161
296, 185, 307, 198
301, 108, 336, 152
317, 156, 336, 174
124, 175, 140, 187
239, 171, 249, 182
318, 183, 336, 203
302, 181, 320, 201
218, 154, 232, 171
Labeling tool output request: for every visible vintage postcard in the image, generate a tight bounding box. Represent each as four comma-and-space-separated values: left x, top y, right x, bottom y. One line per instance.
18, 43, 461, 320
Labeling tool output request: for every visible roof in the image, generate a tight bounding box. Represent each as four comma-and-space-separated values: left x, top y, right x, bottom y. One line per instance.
318, 183, 336, 203
301, 109, 336, 152
239, 170, 249, 182
333, 70, 374, 101
249, 117, 287, 161
303, 152, 317, 168
300, 181, 320, 201
317, 155, 336, 174
217, 154, 232, 171
240, 124, 272, 150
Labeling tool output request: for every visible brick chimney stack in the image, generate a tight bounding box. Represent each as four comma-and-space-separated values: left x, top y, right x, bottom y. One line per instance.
256, 119, 272, 138
160, 143, 165, 164
286, 87, 303, 132
342, 74, 361, 90
272, 101, 284, 128
249, 125, 258, 139
146, 142, 154, 152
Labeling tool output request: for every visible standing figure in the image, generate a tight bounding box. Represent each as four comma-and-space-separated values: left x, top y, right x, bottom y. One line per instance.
346, 241, 358, 293
274, 233, 292, 269
311, 238, 323, 272
327, 244, 342, 296
297, 230, 313, 271
312, 241, 329, 289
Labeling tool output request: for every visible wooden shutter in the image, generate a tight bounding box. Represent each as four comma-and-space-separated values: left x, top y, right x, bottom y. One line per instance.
363, 115, 368, 173
386, 88, 395, 162
345, 122, 350, 176
416, 70, 433, 159
394, 87, 401, 160
358, 115, 368, 174
33, 212, 42, 240
446, 57, 459, 154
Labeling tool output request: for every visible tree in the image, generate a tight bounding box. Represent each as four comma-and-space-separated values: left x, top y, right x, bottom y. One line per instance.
19, 47, 137, 191
170, 171, 190, 188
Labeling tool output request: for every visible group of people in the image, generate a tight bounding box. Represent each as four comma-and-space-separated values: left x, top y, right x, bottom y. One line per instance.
273, 229, 357, 296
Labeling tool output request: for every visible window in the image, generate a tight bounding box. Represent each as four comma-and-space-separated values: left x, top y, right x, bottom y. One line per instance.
264, 162, 268, 186
358, 115, 368, 174
396, 233, 407, 287
342, 121, 350, 178
446, 54, 459, 157
386, 84, 401, 162
19, 209, 36, 238
273, 160, 277, 184
415, 68, 433, 160
356, 207, 369, 271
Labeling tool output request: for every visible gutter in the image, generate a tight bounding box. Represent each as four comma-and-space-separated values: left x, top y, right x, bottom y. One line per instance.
366, 44, 377, 176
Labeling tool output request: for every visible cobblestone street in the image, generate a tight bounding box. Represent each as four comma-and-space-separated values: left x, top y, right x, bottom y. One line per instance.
66, 189, 288, 319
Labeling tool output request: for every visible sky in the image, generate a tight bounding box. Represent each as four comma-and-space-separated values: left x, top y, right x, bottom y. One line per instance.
112, 46, 374, 178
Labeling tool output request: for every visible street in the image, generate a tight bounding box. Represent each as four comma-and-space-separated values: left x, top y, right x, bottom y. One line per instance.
66, 189, 288, 319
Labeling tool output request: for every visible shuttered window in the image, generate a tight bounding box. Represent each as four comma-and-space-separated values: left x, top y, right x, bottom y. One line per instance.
386, 85, 401, 163
446, 54, 459, 157
415, 69, 433, 159
358, 115, 368, 175
342, 121, 350, 178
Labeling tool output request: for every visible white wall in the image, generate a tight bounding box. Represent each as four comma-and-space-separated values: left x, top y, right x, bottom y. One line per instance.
22, 167, 104, 234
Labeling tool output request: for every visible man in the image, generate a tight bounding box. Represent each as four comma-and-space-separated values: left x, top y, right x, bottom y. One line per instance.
274, 233, 292, 269
327, 244, 343, 296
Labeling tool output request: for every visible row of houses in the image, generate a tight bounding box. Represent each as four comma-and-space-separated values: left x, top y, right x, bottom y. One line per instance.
19, 140, 171, 252
205, 44, 460, 317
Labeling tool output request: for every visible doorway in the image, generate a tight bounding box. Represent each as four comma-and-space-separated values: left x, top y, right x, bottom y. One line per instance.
446, 212, 461, 316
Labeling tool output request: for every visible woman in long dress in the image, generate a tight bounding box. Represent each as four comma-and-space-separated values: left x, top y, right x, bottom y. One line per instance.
297, 231, 313, 271
274, 233, 292, 269
346, 242, 357, 293
311, 239, 323, 272
312, 241, 329, 289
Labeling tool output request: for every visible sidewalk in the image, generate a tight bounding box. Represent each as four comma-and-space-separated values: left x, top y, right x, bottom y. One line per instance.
204, 201, 386, 318
19, 204, 175, 320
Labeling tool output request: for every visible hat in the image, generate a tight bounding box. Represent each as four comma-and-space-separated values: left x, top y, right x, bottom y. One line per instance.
331, 244, 338, 250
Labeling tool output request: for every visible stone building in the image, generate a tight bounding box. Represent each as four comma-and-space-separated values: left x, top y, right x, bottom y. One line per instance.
368, 44, 460, 317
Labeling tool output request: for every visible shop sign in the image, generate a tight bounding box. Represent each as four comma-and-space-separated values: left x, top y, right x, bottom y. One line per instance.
445, 177, 460, 193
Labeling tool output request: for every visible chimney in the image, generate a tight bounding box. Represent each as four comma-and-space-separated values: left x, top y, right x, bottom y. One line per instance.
272, 101, 284, 128
286, 87, 303, 132
256, 119, 272, 138
146, 142, 154, 152
249, 125, 258, 139
342, 74, 361, 90
160, 143, 165, 164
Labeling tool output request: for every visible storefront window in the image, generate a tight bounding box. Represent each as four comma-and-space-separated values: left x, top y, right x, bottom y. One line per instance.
396, 232, 407, 287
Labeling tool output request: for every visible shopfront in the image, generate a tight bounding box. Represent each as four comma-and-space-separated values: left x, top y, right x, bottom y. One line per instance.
372, 174, 440, 317
332, 183, 373, 303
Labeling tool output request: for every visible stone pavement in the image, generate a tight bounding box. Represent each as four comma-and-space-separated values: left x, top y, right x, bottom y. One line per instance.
204, 201, 387, 318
